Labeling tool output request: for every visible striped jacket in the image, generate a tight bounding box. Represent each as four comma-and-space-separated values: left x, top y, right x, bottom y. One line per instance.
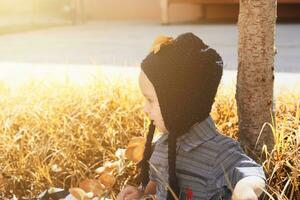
149, 116, 266, 200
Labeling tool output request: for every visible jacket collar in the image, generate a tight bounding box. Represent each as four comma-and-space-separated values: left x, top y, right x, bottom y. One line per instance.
156, 115, 218, 151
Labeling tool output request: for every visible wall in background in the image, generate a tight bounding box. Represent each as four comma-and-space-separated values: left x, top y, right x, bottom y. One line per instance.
0, 0, 299, 22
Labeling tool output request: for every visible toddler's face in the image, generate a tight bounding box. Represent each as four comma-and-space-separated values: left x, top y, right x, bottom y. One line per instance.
138, 70, 167, 133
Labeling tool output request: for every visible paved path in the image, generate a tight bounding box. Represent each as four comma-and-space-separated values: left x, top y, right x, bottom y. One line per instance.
0, 21, 299, 93
0, 21, 299, 72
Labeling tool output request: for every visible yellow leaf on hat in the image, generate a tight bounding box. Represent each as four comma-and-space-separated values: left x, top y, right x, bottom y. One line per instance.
150, 35, 174, 54
99, 172, 116, 188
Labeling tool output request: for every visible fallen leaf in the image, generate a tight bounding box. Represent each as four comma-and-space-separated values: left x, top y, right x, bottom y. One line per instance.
125, 146, 135, 161
95, 161, 119, 175
95, 166, 106, 175
51, 164, 62, 173
115, 148, 126, 159
99, 172, 116, 188
85, 192, 94, 199
125, 137, 146, 163
69, 188, 89, 200
79, 179, 105, 196
125, 145, 145, 163
104, 161, 119, 171
127, 137, 146, 147
132, 145, 145, 163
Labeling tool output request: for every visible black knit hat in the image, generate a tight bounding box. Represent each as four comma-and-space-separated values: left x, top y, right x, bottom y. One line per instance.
138, 32, 223, 200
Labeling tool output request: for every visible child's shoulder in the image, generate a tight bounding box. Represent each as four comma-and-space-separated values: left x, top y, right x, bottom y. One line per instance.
213, 131, 238, 145
211, 131, 245, 154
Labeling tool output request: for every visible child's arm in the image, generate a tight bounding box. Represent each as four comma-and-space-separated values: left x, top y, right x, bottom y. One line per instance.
232, 176, 265, 200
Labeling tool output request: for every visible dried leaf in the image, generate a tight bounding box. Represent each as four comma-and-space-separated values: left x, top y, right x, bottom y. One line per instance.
125, 137, 146, 163
150, 36, 173, 54
125, 146, 135, 161
85, 192, 94, 199
99, 172, 116, 188
79, 179, 105, 196
104, 161, 119, 171
132, 145, 145, 163
95, 161, 119, 175
69, 188, 89, 200
95, 166, 106, 175
51, 164, 62, 173
115, 148, 126, 159
127, 137, 146, 147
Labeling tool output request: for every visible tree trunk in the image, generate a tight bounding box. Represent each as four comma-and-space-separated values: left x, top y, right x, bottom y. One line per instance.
236, 0, 276, 160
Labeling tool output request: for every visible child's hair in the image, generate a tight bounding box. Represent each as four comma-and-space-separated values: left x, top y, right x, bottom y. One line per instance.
138, 32, 223, 200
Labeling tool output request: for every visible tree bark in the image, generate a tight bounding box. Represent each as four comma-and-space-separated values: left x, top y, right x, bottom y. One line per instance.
236, 0, 276, 160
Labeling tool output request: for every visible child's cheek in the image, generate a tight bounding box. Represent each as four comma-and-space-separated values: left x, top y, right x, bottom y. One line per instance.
143, 102, 151, 114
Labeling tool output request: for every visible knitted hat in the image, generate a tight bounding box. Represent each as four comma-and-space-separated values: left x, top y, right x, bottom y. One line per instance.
138, 32, 223, 200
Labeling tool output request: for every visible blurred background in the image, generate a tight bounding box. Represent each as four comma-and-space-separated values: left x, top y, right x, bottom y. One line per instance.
1, 0, 300, 24
0, 0, 299, 89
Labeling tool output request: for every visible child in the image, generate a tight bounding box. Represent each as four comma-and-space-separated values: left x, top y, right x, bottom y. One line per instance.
117, 33, 266, 200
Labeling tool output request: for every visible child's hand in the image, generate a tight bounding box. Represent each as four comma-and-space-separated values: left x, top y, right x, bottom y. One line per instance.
231, 176, 265, 200
232, 185, 258, 200
116, 185, 144, 200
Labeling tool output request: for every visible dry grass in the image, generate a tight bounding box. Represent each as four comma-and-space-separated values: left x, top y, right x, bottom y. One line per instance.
0, 74, 299, 199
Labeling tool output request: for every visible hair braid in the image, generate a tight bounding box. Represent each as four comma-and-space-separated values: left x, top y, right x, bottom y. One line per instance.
138, 120, 155, 188
167, 134, 180, 200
